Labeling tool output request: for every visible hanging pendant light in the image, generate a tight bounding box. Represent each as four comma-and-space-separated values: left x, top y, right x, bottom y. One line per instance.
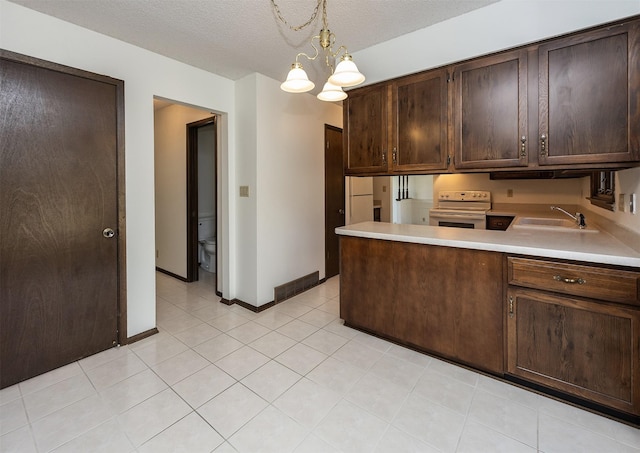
329, 54, 365, 87
280, 62, 315, 93
317, 81, 347, 101
271, 0, 366, 101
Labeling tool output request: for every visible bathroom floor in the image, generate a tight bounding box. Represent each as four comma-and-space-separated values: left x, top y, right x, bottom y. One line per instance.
1, 272, 638, 452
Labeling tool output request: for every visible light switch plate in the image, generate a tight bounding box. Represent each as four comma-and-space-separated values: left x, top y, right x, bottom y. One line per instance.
239, 185, 249, 197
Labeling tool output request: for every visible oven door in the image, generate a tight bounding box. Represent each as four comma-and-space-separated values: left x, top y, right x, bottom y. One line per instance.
429, 209, 487, 229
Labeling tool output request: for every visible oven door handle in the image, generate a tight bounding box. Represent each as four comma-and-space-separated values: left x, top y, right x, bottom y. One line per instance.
429, 211, 486, 220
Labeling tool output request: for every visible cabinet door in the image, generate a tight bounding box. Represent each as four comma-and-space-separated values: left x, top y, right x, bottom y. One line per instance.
340, 237, 399, 337
453, 49, 528, 169
538, 21, 640, 165
507, 288, 640, 415
391, 69, 449, 172
344, 84, 389, 174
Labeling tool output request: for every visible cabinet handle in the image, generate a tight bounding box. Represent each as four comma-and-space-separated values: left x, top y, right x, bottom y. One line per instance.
381, 149, 387, 166
520, 136, 526, 158
540, 134, 547, 157
392, 147, 397, 165
509, 296, 514, 318
553, 275, 586, 285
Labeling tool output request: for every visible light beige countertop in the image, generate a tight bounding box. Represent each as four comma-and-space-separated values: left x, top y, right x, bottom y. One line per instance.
336, 219, 640, 268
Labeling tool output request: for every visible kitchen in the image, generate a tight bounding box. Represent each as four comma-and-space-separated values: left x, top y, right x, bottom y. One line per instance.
338, 14, 640, 426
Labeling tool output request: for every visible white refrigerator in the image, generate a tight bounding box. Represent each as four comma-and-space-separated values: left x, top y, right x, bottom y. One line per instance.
346, 176, 373, 225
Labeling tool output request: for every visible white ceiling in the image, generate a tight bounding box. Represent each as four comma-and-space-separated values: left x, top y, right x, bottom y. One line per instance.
9, 0, 498, 91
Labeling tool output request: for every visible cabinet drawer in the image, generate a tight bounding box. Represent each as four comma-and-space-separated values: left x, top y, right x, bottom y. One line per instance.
508, 257, 640, 306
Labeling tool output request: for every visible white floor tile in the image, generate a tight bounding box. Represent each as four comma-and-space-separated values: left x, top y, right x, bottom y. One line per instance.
293, 433, 339, 453
322, 319, 359, 340
385, 344, 432, 368
298, 309, 337, 328
117, 389, 191, 447
193, 334, 244, 363
427, 358, 479, 387
346, 372, 410, 422
50, 418, 134, 453
208, 312, 251, 332
31, 394, 114, 452
138, 412, 224, 453
241, 360, 301, 402
457, 420, 536, 453
374, 425, 440, 453
173, 322, 222, 347
254, 311, 296, 330
369, 354, 425, 390
274, 301, 314, 318
467, 389, 538, 447
302, 329, 348, 355
307, 357, 364, 395
23, 373, 96, 422
78, 345, 130, 372
273, 378, 341, 429
0, 385, 21, 406
539, 413, 638, 453
276, 319, 319, 342
151, 349, 210, 385
131, 334, 189, 367
18, 363, 83, 396
226, 321, 271, 344
249, 331, 297, 358
476, 374, 542, 410
85, 351, 148, 390
197, 383, 268, 438
0, 425, 37, 453
392, 392, 466, 453
172, 364, 235, 409
0, 398, 28, 436
229, 406, 307, 453
351, 332, 392, 352
98, 368, 167, 414
275, 343, 328, 375
413, 368, 476, 414
314, 400, 387, 452
332, 339, 385, 370
214, 346, 269, 380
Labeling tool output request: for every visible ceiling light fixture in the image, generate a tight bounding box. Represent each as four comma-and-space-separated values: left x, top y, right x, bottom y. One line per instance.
271, 0, 365, 101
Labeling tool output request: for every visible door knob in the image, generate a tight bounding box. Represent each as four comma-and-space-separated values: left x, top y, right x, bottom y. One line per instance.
102, 228, 115, 238
338, 209, 345, 215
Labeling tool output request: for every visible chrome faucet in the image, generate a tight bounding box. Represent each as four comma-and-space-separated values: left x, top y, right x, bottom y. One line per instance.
551, 206, 586, 229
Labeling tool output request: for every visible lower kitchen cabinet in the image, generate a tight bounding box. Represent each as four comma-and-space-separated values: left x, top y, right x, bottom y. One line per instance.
506, 288, 640, 415
340, 236, 504, 374
506, 256, 640, 417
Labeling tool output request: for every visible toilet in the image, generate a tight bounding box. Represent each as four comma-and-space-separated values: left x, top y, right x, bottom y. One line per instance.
197, 216, 216, 273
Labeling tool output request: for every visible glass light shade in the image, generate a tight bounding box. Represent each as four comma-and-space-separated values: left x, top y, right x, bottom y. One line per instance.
317, 81, 347, 102
280, 63, 315, 93
329, 55, 365, 87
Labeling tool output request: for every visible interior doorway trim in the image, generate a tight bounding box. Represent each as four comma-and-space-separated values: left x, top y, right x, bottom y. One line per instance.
186, 116, 217, 283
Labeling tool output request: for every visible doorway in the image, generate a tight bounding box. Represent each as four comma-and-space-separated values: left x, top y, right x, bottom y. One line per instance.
0, 51, 125, 388
187, 117, 217, 285
324, 125, 345, 279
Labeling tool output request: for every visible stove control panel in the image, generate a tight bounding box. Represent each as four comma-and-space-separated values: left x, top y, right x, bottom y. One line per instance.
438, 191, 491, 202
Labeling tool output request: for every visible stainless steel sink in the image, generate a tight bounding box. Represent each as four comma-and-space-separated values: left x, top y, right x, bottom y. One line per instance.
511, 217, 599, 233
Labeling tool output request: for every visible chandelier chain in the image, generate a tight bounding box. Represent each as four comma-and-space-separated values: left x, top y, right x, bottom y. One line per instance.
270, 0, 324, 32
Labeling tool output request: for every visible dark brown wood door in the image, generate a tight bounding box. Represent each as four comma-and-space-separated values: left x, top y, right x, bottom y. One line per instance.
344, 84, 389, 174
538, 21, 640, 165
324, 125, 344, 279
392, 68, 449, 172
453, 49, 528, 169
0, 54, 122, 388
507, 288, 640, 415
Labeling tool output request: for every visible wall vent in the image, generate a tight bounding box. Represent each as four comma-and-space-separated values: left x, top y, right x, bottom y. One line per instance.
274, 271, 320, 304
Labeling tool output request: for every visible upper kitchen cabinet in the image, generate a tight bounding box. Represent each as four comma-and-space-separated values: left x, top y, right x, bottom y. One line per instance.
344, 83, 390, 174
391, 68, 449, 172
538, 20, 640, 166
453, 49, 529, 169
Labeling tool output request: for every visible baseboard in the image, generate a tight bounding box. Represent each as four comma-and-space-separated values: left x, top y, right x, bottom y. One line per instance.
126, 327, 159, 345
155, 267, 188, 282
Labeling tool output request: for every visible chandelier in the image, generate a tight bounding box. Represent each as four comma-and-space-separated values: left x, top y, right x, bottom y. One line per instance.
271, 0, 366, 101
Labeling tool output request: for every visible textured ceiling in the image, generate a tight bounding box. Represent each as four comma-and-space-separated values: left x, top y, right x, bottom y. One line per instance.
9, 0, 498, 89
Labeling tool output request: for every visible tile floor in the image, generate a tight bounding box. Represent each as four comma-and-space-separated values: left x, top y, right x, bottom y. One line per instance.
1, 271, 639, 452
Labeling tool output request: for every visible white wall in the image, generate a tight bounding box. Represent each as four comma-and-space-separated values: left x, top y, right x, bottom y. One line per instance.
1, 1, 236, 337
372, 177, 392, 222
355, 0, 640, 86
434, 173, 584, 205
154, 104, 212, 278
235, 74, 342, 307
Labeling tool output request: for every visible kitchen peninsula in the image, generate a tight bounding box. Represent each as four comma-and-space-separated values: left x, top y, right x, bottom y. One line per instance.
337, 218, 640, 423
